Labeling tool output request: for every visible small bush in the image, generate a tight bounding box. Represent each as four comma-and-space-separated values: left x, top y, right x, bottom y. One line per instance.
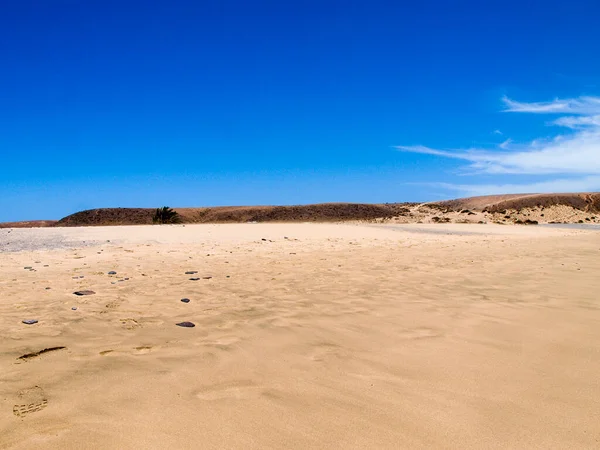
153, 206, 181, 224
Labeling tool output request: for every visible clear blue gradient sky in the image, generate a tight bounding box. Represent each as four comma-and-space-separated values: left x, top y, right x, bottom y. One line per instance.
1, 0, 599, 221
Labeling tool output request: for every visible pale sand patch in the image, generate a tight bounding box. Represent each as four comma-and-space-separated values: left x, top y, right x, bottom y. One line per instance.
1, 223, 599, 449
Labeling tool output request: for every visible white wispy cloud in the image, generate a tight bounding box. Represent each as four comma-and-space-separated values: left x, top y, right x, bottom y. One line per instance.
396, 95, 600, 193
434, 176, 600, 197
502, 95, 600, 114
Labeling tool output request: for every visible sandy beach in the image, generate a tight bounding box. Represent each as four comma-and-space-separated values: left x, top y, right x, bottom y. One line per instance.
1, 223, 599, 449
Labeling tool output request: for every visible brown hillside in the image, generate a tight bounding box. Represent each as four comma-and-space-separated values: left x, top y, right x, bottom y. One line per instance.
0, 220, 58, 228
56, 208, 156, 226
56, 204, 410, 226
433, 193, 600, 213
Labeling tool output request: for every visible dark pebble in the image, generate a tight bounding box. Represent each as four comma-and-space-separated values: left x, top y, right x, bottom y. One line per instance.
22, 320, 38, 325
185, 271, 198, 274
73, 290, 95, 296
24, 266, 32, 269
176, 321, 195, 328
181, 298, 190, 303
71, 307, 77, 311
124, 277, 129, 280
189, 277, 200, 281
202, 276, 212, 280
108, 271, 117, 275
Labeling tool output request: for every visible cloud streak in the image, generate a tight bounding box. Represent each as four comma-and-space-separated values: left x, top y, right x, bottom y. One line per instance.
397, 95, 600, 194
433, 176, 600, 197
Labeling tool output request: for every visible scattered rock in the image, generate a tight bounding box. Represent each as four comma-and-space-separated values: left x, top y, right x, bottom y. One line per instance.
185, 271, 198, 274
22, 320, 38, 325
202, 276, 212, 280
71, 307, 77, 310
181, 298, 190, 303
24, 267, 32, 270
189, 277, 200, 281
108, 271, 117, 275
73, 290, 95, 296
176, 321, 195, 328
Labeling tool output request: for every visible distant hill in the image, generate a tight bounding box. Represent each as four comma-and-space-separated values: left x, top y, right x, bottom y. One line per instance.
431, 193, 600, 213
2, 193, 598, 227
0, 220, 57, 228
54, 203, 413, 226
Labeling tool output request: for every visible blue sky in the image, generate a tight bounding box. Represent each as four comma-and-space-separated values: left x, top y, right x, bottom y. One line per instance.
1, 0, 599, 221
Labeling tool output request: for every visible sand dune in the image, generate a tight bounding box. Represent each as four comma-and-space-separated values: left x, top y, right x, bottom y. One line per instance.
2, 193, 599, 228
1, 223, 600, 449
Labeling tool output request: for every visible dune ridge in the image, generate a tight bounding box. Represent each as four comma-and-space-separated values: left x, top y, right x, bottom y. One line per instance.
2, 193, 599, 228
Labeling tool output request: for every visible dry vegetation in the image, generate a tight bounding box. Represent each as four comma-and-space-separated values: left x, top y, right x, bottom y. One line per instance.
2, 193, 599, 228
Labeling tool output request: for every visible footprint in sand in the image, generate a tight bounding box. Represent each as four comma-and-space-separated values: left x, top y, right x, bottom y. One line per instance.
120, 318, 141, 330
134, 346, 153, 354
13, 386, 48, 417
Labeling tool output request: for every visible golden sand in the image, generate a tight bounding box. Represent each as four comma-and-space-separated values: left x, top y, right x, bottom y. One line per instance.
1, 223, 599, 449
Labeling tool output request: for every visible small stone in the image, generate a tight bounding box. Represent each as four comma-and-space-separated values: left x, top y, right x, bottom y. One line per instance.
45, 287, 51, 290
44, 265, 49, 267
176, 321, 195, 328
189, 277, 200, 281
185, 271, 198, 274
24, 266, 32, 269
73, 290, 95, 296
181, 298, 190, 303
79, 276, 84, 278
71, 307, 77, 311
22, 320, 38, 325
202, 276, 212, 280
124, 277, 129, 280
108, 271, 117, 275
